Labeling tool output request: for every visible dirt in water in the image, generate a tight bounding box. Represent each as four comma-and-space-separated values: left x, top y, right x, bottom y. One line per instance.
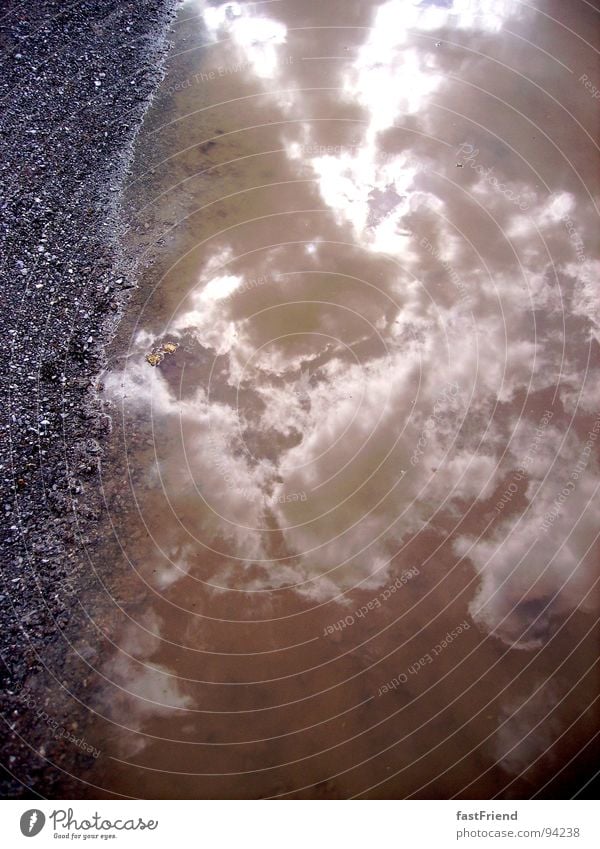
80, 0, 600, 798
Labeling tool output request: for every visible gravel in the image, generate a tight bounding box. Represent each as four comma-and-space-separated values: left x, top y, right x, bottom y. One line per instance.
0, 0, 177, 797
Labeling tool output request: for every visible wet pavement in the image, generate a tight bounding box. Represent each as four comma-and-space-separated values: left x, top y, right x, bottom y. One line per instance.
0, 0, 177, 798
81, 0, 599, 798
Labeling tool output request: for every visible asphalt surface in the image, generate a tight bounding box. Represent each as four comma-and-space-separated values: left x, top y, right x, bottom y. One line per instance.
0, 0, 177, 797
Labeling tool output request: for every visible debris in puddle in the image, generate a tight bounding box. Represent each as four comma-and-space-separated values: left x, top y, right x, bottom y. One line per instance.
145, 341, 179, 367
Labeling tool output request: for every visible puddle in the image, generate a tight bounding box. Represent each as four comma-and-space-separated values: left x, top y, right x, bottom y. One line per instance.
81, 0, 599, 798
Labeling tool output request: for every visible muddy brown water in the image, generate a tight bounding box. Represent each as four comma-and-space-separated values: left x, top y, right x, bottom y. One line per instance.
77, 0, 600, 798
